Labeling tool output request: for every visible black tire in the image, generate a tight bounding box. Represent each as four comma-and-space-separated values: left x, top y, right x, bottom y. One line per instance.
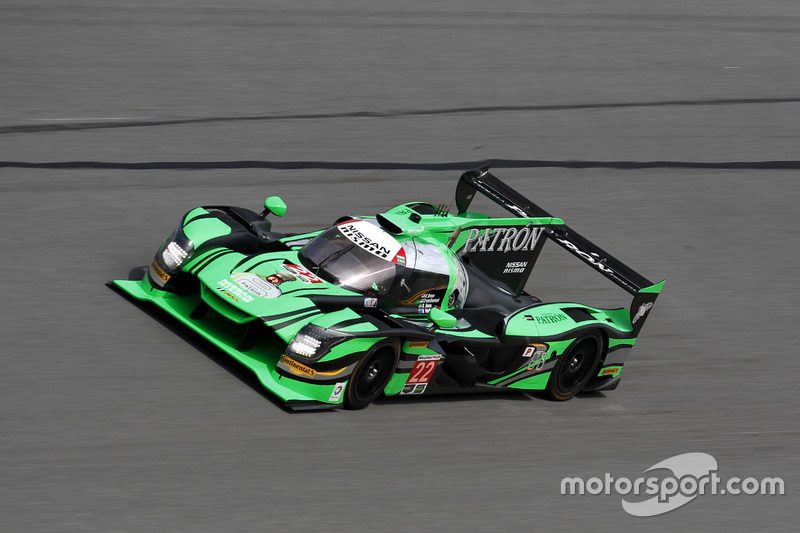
344, 343, 398, 410
545, 332, 604, 401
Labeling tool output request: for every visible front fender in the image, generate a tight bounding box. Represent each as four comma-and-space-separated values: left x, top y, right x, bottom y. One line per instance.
181, 207, 233, 247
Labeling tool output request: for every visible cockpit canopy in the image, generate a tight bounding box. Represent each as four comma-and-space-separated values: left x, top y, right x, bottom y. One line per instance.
298, 219, 467, 312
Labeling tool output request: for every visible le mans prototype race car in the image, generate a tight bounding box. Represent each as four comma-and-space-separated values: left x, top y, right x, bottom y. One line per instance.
114, 168, 663, 410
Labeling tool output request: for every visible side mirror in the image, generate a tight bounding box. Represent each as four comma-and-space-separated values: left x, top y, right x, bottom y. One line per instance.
264, 196, 287, 217
429, 308, 457, 329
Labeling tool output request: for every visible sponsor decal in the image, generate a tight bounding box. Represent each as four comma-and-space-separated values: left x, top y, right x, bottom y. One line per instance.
554, 236, 614, 274
266, 271, 296, 286
150, 260, 171, 284
216, 278, 254, 303
523, 344, 549, 371
219, 291, 238, 302
524, 313, 568, 325
279, 355, 316, 377
503, 261, 528, 274
278, 355, 347, 380
400, 383, 429, 395
417, 292, 441, 313
338, 220, 403, 261
600, 366, 621, 377
231, 272, 281, 299
522, 346, 536, 358
284, 263, 323, 284
461, 224, 543, 254
632, 302, 654, 324
521, 343, 547, 358
400, 286, 447, 312
407, 340, 430, 349
329, 381, 345, 402
401, 354, 441, 395
363, 297, 378, 308
527, 354, 547, 372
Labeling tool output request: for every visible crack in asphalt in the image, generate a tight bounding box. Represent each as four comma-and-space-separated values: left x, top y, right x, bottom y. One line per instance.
2, 159, 800, 171
2, 96, 800, 135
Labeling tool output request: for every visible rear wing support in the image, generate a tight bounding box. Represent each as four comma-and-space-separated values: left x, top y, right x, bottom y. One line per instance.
456, 167, 664, 334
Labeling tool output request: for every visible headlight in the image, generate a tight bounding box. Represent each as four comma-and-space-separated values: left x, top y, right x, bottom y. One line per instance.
162, 241, 190, 269
288, 333, 323, 358
285, 325, 348, 361
149, 228, 194, 287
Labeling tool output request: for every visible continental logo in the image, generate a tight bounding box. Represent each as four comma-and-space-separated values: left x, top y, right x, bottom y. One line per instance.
280, 355, 316, 377
279, 355, 348, 379
150, 260, 170, 283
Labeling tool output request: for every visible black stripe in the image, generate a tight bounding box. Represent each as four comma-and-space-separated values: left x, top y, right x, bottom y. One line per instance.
330, 317, 369, 330
496, 324, 635, 345
279, 286, 327, 296
535, 324, 635, 342
313, 352, 366, 372
261, 307, 317, 323
244, 257, 288, 271
194, 250, 235, 274
188, 249, 227, 274
494, 362, 557, 387
232, 254, 258, 271
270, 310, 323, 331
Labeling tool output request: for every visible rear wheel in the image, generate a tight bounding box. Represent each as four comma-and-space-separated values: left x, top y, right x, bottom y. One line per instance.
344, 344, 398, 410
545, 332, 603, 401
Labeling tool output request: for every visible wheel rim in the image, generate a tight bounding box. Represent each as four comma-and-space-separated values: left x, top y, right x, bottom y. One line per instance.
354, 350, 394, 401
556, 338, 598, 392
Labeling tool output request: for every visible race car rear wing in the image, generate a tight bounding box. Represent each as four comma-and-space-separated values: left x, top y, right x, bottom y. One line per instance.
455, 167, 664, 335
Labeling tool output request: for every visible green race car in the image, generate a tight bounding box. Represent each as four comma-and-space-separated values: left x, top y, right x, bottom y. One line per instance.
113, 168, 664, 410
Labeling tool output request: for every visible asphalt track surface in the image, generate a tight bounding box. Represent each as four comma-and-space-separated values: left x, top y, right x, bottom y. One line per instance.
2, 1, 799, 531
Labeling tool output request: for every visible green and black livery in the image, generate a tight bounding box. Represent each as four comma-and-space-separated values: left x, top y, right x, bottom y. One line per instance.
114, 168, 664, 410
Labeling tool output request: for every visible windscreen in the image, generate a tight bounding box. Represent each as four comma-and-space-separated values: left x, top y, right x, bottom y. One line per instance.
298, 221, 402, 295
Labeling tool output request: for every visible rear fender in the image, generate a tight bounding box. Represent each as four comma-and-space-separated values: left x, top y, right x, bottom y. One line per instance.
504, 303, 632, 340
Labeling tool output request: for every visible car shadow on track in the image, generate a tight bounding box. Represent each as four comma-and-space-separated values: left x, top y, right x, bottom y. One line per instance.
108, 270, 306, 415
374, 390, 606, 407
374, 391, 533, 406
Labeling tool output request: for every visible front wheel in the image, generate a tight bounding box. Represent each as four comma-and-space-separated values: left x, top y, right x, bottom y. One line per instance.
344, 343, 398, 410
545, 333, 604, 401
